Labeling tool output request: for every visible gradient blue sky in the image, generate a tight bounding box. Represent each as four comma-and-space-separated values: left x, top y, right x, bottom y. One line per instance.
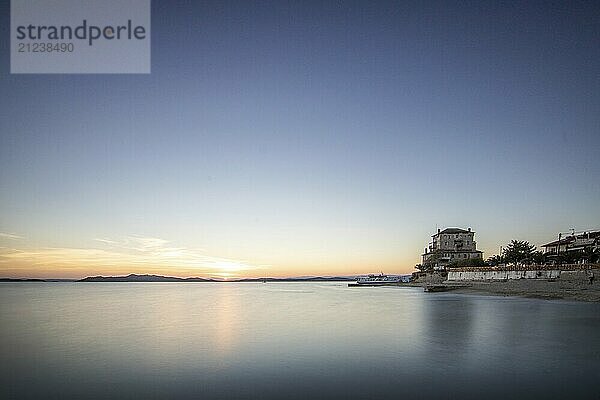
1, 1, 599, 278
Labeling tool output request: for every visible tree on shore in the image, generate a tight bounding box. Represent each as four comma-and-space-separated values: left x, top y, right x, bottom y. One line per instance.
555, 247, 598, 264
502, 240, 536, 265
415, 263, 430, 272
530, 250, 546, 264
448, 257, 486, 268
419, 252, 443, 271
486, 254, 504, 266
582, 247, 600, 264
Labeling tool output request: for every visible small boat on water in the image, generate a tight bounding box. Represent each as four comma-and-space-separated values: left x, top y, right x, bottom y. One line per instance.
355, 273, 403, 285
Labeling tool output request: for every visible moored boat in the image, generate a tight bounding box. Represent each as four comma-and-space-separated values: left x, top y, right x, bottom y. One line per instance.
355, 273, 402, 285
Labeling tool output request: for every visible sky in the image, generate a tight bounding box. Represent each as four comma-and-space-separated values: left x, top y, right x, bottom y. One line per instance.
1, 1, 599, 279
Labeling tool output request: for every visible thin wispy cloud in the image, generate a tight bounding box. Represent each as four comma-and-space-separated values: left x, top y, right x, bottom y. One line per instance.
93, 238, 118, 245
0, 232, 24, 240
1, 235, 262, 278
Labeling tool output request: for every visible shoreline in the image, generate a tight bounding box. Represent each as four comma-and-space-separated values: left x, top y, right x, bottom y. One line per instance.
445, 284, 600, 302
345, 280, 600, 302
3, 275, 599, 302
404, 267, 600, 302
401, 279, 600, 302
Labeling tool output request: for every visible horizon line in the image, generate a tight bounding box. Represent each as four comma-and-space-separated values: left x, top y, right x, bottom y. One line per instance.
1, 272, 413, 281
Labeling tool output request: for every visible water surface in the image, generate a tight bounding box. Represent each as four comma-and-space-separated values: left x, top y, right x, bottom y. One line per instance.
1, 282, 599, 399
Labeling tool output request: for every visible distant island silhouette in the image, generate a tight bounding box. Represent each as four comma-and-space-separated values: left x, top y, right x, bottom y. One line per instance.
78, 274, 356, 282
0, 278, 47, 282
79, 274, 214, 282
1, 274, 362, 283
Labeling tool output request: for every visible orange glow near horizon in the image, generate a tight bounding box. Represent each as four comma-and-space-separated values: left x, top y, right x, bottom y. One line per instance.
0, 261, 415, 280
0, 234, 420, 279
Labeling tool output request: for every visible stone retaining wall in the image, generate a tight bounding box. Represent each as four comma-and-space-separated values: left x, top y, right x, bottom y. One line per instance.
448, 269, 560, 281
446, 264, 598, 281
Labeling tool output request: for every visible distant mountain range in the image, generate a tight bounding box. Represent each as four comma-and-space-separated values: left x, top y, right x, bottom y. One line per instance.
79, 274, 215, 282
78, 274, 356, 282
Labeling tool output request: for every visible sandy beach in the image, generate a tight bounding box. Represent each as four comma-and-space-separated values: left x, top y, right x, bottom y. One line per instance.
409, 268, 600, 302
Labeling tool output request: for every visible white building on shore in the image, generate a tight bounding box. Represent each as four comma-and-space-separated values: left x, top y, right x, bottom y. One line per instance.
541, 230, 600, 262
422, 227, 483, 268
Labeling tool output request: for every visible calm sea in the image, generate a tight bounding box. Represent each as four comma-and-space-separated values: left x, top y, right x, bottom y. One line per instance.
1, 282, 599, 399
